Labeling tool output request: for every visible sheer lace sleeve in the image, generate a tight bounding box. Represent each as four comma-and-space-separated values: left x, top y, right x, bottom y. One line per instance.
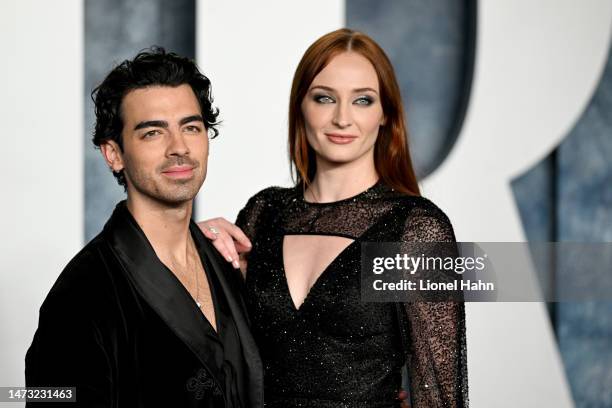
401, 201, 469, 408
235, 187, 282, 243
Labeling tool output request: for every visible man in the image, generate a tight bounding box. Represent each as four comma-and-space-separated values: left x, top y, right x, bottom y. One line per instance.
25, 48, 263, 407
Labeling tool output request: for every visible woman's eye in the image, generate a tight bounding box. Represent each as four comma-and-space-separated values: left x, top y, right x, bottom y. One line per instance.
314, 94, 335, 104
354, 96, 373, 106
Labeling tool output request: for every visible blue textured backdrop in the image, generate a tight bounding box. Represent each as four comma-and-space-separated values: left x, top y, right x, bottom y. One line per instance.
85, 0, 195, 241
512, 44, 612, 408
347, 0, 475, 178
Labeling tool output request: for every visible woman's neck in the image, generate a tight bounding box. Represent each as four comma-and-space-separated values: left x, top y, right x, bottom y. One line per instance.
306, 155, 379, 203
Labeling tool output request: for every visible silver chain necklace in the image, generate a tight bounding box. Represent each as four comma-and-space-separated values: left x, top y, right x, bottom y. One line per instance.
188, 238, 204, 309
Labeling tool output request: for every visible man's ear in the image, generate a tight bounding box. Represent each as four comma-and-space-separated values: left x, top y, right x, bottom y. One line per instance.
100, 140, 124, 172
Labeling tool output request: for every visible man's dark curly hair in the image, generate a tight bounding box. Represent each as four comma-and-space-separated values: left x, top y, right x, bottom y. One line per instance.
91, 46, 219, 189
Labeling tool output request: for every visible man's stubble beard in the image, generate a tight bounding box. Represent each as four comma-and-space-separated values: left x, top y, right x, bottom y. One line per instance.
123, 157, 206, 207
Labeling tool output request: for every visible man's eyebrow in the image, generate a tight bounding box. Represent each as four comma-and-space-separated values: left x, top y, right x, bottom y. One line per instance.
134, 120, 168, 131
133, 115, 204, 131
179, 115, 204, 126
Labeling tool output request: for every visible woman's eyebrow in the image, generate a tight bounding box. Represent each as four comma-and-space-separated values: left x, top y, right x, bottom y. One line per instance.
309, 85, 378, 95
353, 87, 378, 94
310, 85, 335, 92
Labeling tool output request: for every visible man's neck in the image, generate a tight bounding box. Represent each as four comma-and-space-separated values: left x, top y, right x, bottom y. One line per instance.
126, 195, 194, 266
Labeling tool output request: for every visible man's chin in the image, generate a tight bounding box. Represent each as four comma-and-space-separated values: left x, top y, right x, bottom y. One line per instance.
157, 188, 199, 206
158, 177, 204, 202
134, 188, 199, 208
126, 177, 204, 208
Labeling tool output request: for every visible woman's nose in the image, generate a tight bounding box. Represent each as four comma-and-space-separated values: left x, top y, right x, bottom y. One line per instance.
331, 102, 352, 128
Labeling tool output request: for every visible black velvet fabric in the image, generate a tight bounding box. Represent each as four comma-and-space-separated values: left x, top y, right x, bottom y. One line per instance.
25, 201, 263, 407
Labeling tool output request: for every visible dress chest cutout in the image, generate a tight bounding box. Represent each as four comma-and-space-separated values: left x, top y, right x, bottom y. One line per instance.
281, 234, 355, 311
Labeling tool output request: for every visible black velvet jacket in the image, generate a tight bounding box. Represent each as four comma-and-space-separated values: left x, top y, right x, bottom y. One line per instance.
25, 201, 263, 407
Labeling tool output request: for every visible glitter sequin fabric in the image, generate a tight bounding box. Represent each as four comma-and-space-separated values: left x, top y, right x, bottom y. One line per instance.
236, 181, 468, 407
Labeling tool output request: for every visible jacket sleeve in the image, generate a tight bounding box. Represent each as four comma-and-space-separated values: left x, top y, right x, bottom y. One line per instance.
25, 277, 113, 407
400, 204, 469, 408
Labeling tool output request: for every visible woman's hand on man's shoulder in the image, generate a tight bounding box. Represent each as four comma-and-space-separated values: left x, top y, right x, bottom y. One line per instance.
197, 218, 252, 274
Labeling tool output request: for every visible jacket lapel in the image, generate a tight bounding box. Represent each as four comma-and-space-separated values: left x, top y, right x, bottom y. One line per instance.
190, 223, 264, 408
102, 201, 223, 387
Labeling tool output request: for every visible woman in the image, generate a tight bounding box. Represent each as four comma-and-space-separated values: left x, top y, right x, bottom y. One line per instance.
200, 28, 468, 407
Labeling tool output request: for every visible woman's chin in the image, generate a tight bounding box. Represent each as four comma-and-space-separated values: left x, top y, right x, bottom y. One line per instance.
316, 148, 374, 168
319, 154, 359, 166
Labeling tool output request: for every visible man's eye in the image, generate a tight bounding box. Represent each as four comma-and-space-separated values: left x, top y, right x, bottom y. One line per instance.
314, 94, 335, 104
354, 96, 373, 106
184, 125, 201, 133
143, 129, 161, 138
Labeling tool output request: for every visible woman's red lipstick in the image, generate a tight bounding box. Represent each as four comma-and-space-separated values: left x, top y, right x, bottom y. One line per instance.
325, 133, 358, 144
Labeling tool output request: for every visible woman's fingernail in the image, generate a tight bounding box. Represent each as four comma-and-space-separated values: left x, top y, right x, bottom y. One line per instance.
232, 260, 240, 269
227, 256, 233, 262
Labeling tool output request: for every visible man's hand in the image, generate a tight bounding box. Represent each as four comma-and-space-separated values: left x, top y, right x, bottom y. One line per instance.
197, 218, 251, 270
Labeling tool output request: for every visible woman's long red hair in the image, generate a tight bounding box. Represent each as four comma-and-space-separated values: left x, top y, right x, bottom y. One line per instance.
288, 28, 420, 196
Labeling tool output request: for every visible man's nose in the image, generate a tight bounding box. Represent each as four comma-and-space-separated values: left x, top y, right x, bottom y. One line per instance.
167, 129, 190, 156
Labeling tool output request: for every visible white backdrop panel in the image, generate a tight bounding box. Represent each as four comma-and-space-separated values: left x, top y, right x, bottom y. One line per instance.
195, 0, 345, 220
0, 0, 84, 398
424, 1, 612, 407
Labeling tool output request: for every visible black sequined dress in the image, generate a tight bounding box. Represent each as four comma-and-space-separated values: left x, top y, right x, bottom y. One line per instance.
236, 181, 468, 408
